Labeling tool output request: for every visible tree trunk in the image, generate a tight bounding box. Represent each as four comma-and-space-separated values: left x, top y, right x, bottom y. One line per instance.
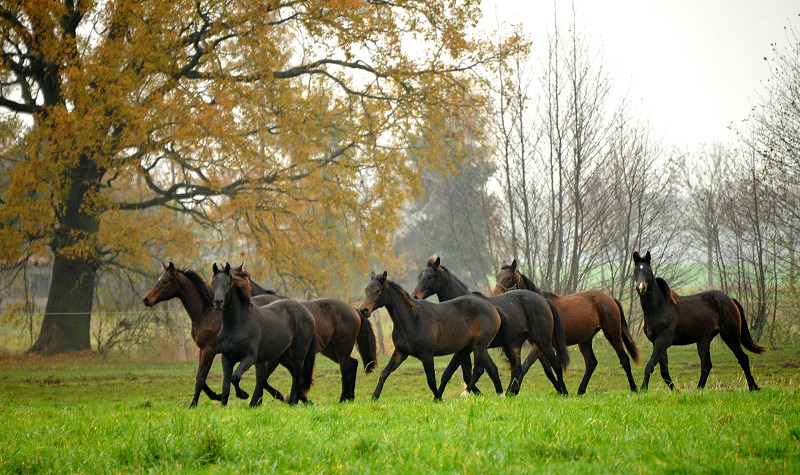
31, 254, 95, 354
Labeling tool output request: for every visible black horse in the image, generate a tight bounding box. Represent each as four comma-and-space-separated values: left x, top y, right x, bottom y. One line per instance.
632, 251, 765, 391
359, 271, 505, 400
212, 263, 317, 405
411, 256, 569, 395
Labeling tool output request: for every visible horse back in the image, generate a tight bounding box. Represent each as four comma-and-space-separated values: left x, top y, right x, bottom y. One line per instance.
547, 290, 605, 343
425, 295, 501, 354
488, 290, 550, 343
254, 300, 316, 360
302, 298, 361, 354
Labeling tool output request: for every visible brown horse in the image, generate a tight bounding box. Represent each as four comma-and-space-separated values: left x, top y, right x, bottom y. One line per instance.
632, 251, 765, 391
493, 259, 640, 394
360, 271, 505, 400
212, 263, 317, 406
252, 293, 378, 402
142, 262, 277, 407
411, 256, 569, 395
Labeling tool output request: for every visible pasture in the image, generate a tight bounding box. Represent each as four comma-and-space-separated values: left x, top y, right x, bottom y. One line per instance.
1, 340, 798, 473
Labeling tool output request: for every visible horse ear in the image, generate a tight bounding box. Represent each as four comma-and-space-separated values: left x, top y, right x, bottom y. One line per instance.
235, 263, 244, 274
644, 251, 651, 262
224, 262, 231, 273
511, 259, 517, 270
380, 271, 388, 281
434, 256, 441, 268
167, 261, 174, 271
212, 262, 219, 275
369, 271, 376, 279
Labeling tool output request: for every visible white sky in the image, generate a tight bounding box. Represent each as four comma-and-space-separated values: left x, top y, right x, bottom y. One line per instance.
483, 0, 799, 149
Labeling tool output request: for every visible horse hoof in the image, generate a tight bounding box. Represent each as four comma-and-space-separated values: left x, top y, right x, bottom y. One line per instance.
460, 390, 470, 398
498, 393, 506, 398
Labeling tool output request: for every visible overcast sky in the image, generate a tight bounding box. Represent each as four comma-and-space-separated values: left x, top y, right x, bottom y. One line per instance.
483, 0, 799, 149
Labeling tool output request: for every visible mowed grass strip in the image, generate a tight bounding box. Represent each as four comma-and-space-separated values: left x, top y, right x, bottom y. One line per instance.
1, 342, 798, 473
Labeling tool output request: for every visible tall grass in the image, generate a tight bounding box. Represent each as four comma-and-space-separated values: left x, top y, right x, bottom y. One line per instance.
1, 343, 798, 473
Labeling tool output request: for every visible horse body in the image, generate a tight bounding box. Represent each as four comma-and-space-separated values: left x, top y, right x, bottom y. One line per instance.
212, 263, 317, 406
142, 262, 274, 407
633, 250, 764, 391
411, 256, 569, 395
493, 259, 640, 394
360, 271, 504, 400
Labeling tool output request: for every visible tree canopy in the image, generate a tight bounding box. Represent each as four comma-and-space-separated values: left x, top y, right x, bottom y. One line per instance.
0, 0, 513, 353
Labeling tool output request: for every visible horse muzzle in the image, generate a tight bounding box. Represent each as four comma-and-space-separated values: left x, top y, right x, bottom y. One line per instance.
359, 305, 373, 318
636, 282, 647, 295
142, 296, 153, 307
213, 299, 224, 310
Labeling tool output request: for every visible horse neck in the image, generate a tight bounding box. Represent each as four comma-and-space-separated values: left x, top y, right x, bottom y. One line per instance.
638, 279, 669, 316
221, 286, 252, 328
436, 270, 470, 301
383, 284, 419, 332
174, 273, 214, 326
519, 272, 540, 293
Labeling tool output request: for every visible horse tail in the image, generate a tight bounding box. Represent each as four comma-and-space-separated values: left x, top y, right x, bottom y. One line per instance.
615, 298, 641, 365
494, 306, 514, 367
357, 313, 378, 374
301, 333, 318, 394
548, 300, 570, 371
733, 298, 766, 354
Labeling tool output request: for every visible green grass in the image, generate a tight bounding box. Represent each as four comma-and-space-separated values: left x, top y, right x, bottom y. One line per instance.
1, 341, 799, 474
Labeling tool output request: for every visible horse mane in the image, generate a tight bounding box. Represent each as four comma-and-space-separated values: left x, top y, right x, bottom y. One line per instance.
230, 268, 254, 305
655, 277, 680, 304
438, 264, 471, 294
498, 263, 541, 294
384, 278, 417, 313
180, 268, 214, 305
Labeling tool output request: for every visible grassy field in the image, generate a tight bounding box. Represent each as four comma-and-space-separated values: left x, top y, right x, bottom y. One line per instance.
1, 340, 798, 474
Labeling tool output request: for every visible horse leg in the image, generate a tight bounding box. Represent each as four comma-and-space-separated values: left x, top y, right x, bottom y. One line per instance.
372, 350, 408, 400
658, 352, 675, 390
538, 344, 568, 395
477, 349, 504, 396
230, 355, 256, 402
249, 363, 266, 407
193, 348, 220, 407
608, 337, 637, 392
220, 354, 235, 407
720, 332, 761, 391
438, 350, 471, 397
419, 354, 442, 401
641, 332, 672, 392
259, 360, 285, 402
503, 346, 523, 396
339, 357, 359, 402
696, 339, 713, 389
576, 341, 598, 395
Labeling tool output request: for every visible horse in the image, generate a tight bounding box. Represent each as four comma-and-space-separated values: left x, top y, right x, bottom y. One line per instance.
632, 251, 765, 391
359, 271, 505, 400
212, 262, 317, 406
411, 256, 569, 395
251, 293, 378, 402
142, 261, 279, 407
493, 259, 640, 395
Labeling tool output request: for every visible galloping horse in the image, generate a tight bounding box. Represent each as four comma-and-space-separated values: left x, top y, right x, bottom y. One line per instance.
493, 259, 640, 394
359, 271, 505, 400
212, 263, 317, 406
632, 251, 765, 391
411, 256, 569, 395
251, 293, 378, 402
142, 262, 277, 407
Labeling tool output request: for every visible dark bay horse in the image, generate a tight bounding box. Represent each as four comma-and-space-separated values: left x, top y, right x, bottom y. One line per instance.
493, 259, 640, 394
632, 251, 765, 391
212, 263, 317, 406
252, 293, 378, 402
142, 261, 276, 407
411, 256, 569, 395
359, 271, 504, 400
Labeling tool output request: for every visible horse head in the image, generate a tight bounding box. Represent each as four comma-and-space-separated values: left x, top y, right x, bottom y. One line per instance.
632, 251, 653, 295
360, 271, 388, 317
411, 256, 443, 300
493, 259, 521, 295
142, 261, 178, 306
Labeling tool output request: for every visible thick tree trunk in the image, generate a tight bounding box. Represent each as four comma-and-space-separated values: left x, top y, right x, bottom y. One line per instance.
31, 254, 96, 354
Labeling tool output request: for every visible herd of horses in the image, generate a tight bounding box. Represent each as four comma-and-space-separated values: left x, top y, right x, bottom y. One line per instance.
142, 251, 766, 407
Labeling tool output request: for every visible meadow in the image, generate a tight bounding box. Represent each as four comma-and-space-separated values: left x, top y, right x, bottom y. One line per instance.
1, 340, 798, 474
